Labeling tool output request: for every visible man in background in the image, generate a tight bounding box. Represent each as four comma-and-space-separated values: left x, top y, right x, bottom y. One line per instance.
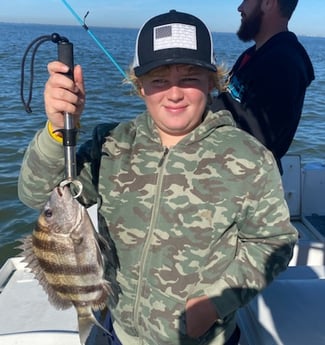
212, 0, 314, 173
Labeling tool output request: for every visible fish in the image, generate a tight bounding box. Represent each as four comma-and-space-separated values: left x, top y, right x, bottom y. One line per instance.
20, 184, 120, 345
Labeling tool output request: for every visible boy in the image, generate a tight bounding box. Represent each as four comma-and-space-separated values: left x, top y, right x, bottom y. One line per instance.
18, 10, 297, 345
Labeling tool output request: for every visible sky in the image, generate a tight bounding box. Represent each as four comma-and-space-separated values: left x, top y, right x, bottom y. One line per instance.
0, 0, 324, 37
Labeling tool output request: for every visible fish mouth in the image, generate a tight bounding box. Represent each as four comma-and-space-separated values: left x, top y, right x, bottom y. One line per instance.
54, 184, 72, 201
56, 185, 68, 197
57, 186, 64, 197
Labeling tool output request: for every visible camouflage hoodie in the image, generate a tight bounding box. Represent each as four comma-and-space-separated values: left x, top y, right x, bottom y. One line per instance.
18, 109, 297, 345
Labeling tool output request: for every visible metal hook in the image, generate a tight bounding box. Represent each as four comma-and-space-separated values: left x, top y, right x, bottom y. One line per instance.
60, 179, 83, 198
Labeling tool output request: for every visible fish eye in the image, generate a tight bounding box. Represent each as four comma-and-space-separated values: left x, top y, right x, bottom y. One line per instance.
44, 209, 53, 218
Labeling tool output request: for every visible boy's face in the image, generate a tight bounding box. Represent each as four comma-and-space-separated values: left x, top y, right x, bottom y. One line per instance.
139, 64, 213, 147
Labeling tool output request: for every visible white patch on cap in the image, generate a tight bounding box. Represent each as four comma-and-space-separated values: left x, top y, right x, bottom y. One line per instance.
153, 23, 197, 51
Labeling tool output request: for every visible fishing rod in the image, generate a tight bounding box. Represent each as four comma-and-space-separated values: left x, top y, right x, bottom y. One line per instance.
61, 0, 129, 81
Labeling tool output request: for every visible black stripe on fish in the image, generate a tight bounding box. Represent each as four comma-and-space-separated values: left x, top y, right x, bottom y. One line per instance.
52, 283, 110, 309
36, 257, 100, 275
73, 299, 107, 309
32, 235, 75, 254
53, 284, 104, 295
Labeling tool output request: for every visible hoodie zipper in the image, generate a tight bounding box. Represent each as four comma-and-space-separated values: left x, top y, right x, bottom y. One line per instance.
133, 147, 170, 338
158, 147, 169, 167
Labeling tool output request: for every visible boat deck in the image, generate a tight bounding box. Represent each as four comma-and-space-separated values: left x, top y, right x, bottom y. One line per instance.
305, 215, 325, 237
237, 214, 325, 345
0, 258, 81, 345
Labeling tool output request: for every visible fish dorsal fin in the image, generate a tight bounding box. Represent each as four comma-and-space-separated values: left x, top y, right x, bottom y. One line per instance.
20, 235, 72, 309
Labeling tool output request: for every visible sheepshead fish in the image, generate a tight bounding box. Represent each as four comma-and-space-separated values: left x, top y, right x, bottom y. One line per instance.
21, 185, 119, 345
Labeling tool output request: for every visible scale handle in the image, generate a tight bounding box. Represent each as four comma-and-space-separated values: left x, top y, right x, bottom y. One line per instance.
57, 41, 77, 181
58, 41, 74, 80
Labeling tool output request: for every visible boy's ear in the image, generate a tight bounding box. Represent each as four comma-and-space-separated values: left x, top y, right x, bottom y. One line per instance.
140, 86, 145, 97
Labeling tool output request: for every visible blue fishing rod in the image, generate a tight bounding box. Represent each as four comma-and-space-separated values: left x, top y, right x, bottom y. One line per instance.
61, 0, 129, 81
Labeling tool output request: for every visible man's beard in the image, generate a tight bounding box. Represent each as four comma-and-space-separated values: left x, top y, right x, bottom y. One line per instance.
237, 5, 263, 42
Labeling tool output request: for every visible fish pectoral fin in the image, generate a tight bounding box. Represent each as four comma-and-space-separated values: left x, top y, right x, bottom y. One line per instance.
78, 311, 111, 345
70, 230, 83, 245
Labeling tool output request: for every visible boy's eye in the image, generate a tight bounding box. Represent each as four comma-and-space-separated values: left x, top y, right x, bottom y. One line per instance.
153, 78, 166, 83
151, 79, 168, 86
182, 77, 198, 82
147, 75, 203, 88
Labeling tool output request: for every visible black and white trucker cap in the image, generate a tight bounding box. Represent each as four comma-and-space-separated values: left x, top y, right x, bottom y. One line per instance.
133, 10, 217, 77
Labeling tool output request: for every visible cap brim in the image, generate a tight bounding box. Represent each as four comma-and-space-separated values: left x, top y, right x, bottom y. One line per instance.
134, 58, 217, 77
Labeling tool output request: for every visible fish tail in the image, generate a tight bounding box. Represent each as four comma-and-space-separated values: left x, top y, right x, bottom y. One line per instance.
78, 311, 111, 345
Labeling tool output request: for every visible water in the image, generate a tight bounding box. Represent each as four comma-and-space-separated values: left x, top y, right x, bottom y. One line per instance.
0, 23, 324, 266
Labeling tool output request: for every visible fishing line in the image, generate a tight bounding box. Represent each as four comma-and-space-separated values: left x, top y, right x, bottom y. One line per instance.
61, 0, 130, 81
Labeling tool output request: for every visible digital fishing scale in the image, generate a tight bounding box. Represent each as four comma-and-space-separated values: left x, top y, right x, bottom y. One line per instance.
56, 39, 79, 185
20, 33, 81, 196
